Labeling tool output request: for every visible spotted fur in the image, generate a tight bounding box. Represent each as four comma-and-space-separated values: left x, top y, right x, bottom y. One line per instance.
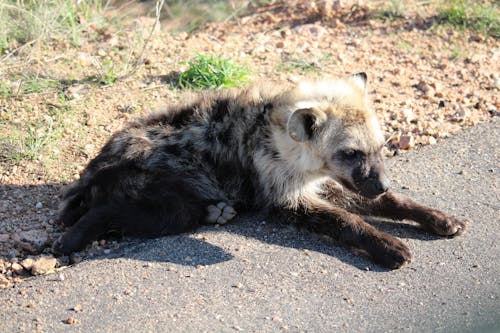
55, 73, 466, 269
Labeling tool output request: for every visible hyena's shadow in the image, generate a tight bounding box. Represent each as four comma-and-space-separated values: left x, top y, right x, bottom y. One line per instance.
215, 212, 443, 272
108, 214, 437, 271
107, 235, 234, 267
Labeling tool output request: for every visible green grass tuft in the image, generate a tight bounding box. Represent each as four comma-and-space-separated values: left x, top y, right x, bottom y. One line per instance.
437, 0, 499, 37
19, 74, 61, 95
278, 54, 332, 73
178, 54, 250, 90
377, 0, 406, 20
0, 0, 108, 52
99, 59, 118, 85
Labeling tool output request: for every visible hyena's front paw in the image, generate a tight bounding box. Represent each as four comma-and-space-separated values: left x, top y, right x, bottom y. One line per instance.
371, 236, 412, 269
206, 202, 237, 225
425, 212, 467, 237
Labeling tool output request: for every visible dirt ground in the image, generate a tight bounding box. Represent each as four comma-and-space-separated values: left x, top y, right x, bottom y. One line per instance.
0, 1, 498, 287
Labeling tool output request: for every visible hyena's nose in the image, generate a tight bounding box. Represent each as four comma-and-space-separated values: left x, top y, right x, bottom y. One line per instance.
375, 180, 389, 194
374, 177, 390, 194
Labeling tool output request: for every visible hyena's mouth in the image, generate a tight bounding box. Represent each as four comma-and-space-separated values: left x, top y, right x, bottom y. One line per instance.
337, 177, 359, 194
338, 177, 386, 199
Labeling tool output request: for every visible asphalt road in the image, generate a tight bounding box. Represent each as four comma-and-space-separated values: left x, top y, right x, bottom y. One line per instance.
0, 119, 498, 333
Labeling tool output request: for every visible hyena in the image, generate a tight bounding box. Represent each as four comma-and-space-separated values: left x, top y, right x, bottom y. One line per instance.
54, 73, 466, 269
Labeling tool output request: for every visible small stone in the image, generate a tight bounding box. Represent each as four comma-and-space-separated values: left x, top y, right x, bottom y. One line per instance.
417, 80, 431, 95
494, 77, 500, 90
11, 262, 24, 274
72, 304, 84, 313
430, 81, 442, 93
232, 282, 243, 289
428, 136, 437, 145
65, 317, 79, 325
402, 108, 415, 123
398, 135, 415, 150
21, 258, 34, 271
35, 202, 43, 209
31, 256, 57, 275
69, 254, 83, 264
0, 275, 11, 289
0, 234, 9, 242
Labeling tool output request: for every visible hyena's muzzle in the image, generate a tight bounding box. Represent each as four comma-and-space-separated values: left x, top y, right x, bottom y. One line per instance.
353, 152, 389, 198
339, 151, 390, 199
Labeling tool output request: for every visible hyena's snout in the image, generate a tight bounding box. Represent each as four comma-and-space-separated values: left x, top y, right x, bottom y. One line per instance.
353, 159, 390, 198
357, 170, 390, 198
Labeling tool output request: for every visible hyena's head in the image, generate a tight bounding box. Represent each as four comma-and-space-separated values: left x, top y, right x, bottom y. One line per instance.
275, 73, 389, 198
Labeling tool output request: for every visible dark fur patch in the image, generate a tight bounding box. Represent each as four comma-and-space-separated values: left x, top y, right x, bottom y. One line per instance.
146, 107, 196, 129
211, 99, 230, 122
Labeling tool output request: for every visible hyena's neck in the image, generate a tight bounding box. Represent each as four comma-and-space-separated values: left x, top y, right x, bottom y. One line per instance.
249, 122, 328, 209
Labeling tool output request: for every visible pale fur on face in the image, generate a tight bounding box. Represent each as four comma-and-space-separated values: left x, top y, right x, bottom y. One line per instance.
264, 76, 384, 206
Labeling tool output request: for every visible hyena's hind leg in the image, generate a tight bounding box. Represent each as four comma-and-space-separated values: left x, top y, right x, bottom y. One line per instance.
205, 202, 237, 225
58, 184, 89, 227
54, 193, 208, 255
53, 206, 114, 255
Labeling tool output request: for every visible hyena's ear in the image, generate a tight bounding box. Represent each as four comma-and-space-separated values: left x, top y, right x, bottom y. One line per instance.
287, 108, 327, 142
350, 72, 367, 91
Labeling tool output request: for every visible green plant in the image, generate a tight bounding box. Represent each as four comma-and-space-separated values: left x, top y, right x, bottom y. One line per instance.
437, 0, 499, 37
18, 74, 60, 94
396, 38, 412, 52
178, 54, 250, 90
377, 0, 405, 20
0, 0, 108, 51
99, 59, 118, 85
0, 80, 11, 97
278, 54, 332, 73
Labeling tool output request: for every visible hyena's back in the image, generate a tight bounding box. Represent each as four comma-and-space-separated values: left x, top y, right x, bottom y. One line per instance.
55, 87, 274, 254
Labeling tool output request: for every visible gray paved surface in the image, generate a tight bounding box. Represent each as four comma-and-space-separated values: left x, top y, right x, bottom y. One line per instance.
0, 120, 498, 332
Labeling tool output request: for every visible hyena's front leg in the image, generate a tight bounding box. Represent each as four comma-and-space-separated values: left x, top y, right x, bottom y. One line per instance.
368, 191, 467, 236
272, 201, 412, 269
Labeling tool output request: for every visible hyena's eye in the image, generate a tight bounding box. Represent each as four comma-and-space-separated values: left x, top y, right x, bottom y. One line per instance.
340, 149, 362, 160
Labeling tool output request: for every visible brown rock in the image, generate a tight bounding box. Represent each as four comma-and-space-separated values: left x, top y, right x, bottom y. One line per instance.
0, 275, 10, 289
31, 256, 57, 275
292, 24, 326, 39
65, 317, 80, 325
0, 233, 9, 242
21, 258, 35, 271
398, 135, 415, 150
11, 262, 24, 274
416, 81, 431, 95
